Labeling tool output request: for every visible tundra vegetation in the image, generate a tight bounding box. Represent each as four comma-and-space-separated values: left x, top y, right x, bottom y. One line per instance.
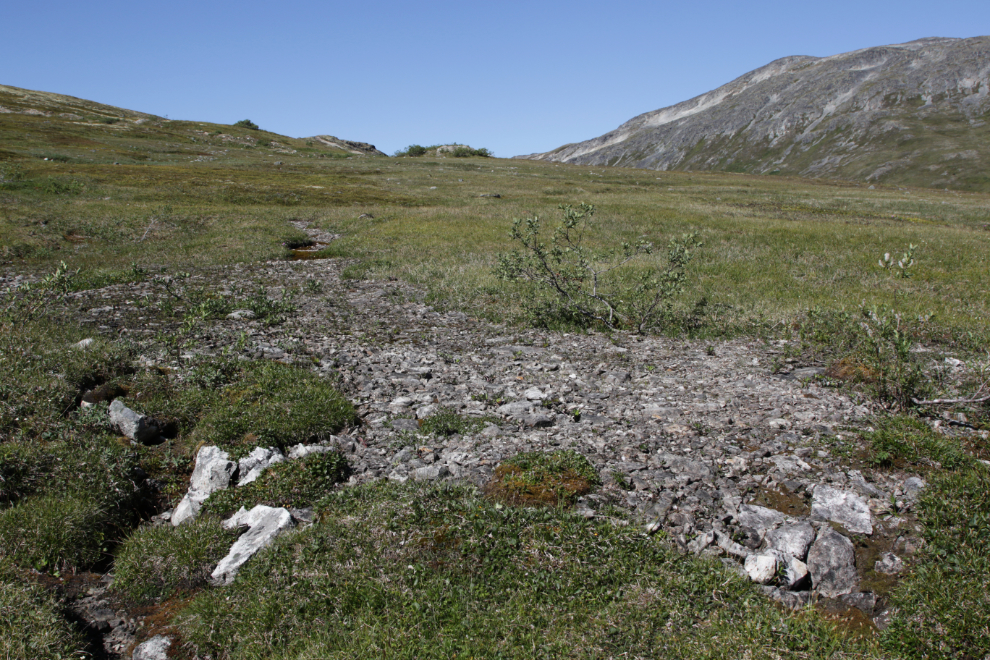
0, 84, 988, 659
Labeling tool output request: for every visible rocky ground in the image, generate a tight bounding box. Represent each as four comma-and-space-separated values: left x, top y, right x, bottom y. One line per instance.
12, 223, 987, 658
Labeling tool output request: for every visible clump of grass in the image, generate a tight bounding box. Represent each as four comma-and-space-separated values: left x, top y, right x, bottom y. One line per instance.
201, 450, 351, 517
0, 495, 118, 572
485, 449, 600, 507
192, 361, 357, 456
419, 407, 494, 437
863, 415, 971, 470
176, 481, 862, 659
0, 558, 86, 659
113, 517, 235, 602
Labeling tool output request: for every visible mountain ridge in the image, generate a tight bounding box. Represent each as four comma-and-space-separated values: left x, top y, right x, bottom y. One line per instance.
517, 36, 990, 191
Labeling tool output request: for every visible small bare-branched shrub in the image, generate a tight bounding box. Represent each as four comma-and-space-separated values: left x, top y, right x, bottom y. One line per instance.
495, 203, 701, 333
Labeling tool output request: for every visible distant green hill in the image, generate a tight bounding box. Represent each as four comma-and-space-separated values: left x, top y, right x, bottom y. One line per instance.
518, 37, 990, 192
0, 83, 381, 166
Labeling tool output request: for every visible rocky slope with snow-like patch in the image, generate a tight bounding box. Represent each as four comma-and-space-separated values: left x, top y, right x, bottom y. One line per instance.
518, 37, 990, 191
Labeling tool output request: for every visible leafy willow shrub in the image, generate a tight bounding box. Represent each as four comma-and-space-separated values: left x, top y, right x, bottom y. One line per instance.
495, 203, 702, 333
233, 119, 259, 130
485, 449, 600, 507
113, 518, 235, 602
202, 450, 350, 517
452, 146, 491, 157
0, 559, 86, 659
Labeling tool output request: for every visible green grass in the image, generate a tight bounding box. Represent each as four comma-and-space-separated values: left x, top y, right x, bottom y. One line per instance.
201, 450, 351, 517
178, 481, 865, 660
190, 361, 357, 457
113, 517, 234, 602
861, 417, 990, 659
0, 558, 87, 659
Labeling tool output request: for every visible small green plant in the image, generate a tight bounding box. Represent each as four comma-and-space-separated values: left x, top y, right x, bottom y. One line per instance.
858, 306, 930, 409
495, 204, 702, 333
879, 244, 917, 278
191, 361, 357, 454
419, 408, 494, 437
485, 449, 600, 507
234, 119, 260, 130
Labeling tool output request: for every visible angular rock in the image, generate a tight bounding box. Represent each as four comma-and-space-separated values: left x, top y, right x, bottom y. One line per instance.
807, 528, 858, 598
744, 552, 778, 584
874, 552, 904, 574
766, 522, 816, 560
132, 635, 171, 660
108, 399, 160, 445
411, 464, 450, 481
72, 337, 95, 350
497, 400, 535, 419
761, 586, 813, 610
391, 418, 420, 432
287, 443, 335, 460
811, 485, 873, 534
172, 446, 237, 527
523, 413, 554, 428
237, 447, 286, 486
212, 505, 295, 585
688, 530, 714, 554
780, 553, 811, 590
735, 503, 786, 536
902, 476, 926, 499
524, 387, 546, 400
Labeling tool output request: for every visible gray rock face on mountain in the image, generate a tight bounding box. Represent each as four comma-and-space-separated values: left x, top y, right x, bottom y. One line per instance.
519, 37, 990, 190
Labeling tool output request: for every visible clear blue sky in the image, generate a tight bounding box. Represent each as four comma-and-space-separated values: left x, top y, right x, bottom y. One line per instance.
3, 1, 988, 157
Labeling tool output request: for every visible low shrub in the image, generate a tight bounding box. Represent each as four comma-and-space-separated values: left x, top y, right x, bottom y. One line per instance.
495, 203, 702, 333
485, 449, 600, 507
864, 415, 971, 470
0, 559, 86, 659
113, 518, 235, 602
202, 450, 350, 517
419, 407, 494, 437
233, 119, 259, 130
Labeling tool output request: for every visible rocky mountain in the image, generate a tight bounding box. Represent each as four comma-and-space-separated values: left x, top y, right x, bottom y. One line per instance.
519, 37, 990, 191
